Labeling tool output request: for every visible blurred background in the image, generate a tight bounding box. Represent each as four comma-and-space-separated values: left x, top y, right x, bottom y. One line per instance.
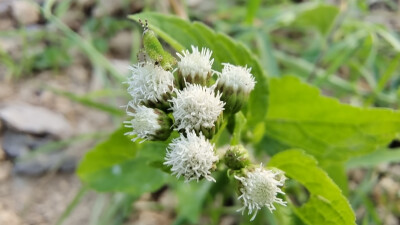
0, 0, 400, 224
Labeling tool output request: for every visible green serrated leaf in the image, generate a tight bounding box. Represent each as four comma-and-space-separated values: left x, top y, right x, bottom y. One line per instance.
269, 150, 356, 225
264, 76, 400, 161
321, 162, 348, 196
77, 127, 168, 194
128, 12, 268, 131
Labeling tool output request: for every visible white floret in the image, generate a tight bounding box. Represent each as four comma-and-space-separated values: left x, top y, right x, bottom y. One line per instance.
235, 166, 287, 221
169, 84, 225, 131
126, 62, 174, 105
218, 63, 256, 94
164, 131, 218, 182
124, 104, 161, 143
177, 46, 214, 79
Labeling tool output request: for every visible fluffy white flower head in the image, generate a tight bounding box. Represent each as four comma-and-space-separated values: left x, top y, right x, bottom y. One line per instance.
177, 46, 214, 79
127, 62, 174, 105
164, 131, 218, 182
124, 105, 161, 143
219, 63, 256, 94
170, 84, 224, 131
235, 166, 286, 221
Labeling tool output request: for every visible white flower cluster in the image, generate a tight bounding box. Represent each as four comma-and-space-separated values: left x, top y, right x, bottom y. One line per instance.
125, 45, 223, 182
124, 34, 285, 220
167, 46, 221, 182
235, 166, 287, 221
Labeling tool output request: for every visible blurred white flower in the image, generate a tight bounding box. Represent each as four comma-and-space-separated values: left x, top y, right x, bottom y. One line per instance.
169, 83, 224, 131
124, 104, 171, 142
218, 63, 255, 94
164, 131, 218, 182
177, 46, 214, 86
235, 166, 286, 221
126, 62, 174, 107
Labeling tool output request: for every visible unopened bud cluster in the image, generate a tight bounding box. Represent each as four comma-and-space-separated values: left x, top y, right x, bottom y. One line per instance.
123, 25, 286, 220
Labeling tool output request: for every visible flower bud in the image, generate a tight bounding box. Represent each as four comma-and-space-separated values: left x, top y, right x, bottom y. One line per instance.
164, 131, 219, 182
224, 145, 251, 170
127, 62, 175, 110
176, 46, 214, 88
216, 63, 256, 114
124, 105, 172, 142
140, 19, 177, 71
235, 165, 286, 221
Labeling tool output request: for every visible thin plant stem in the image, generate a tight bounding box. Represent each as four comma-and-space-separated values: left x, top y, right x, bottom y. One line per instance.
56, 185, 89, 225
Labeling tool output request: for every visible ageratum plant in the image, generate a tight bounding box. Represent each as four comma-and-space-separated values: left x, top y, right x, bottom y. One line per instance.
123, 21, 285, 220
78, 13, 400, 225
